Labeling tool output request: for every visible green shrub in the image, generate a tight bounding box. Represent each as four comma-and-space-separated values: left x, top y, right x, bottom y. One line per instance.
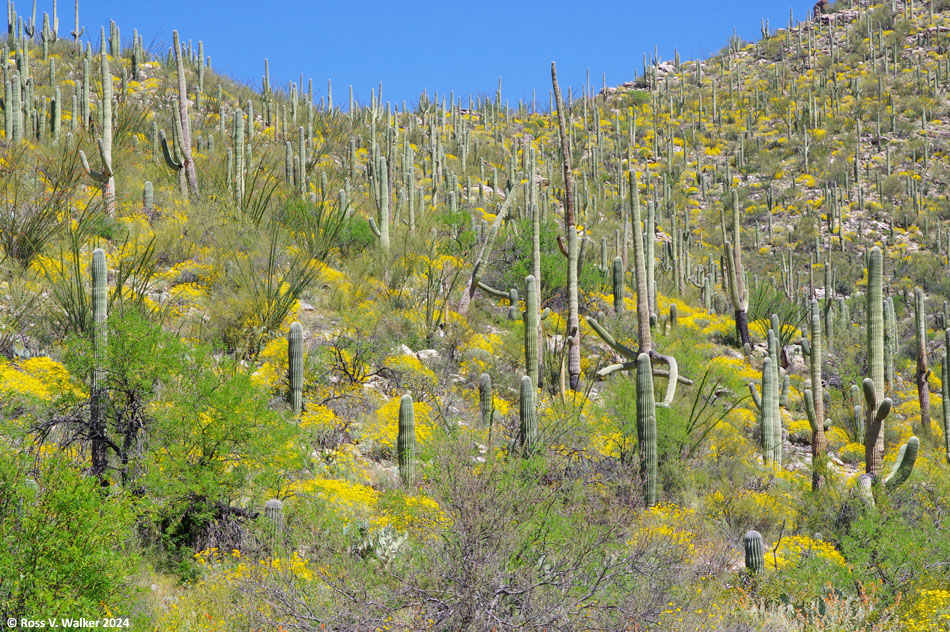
0, 451, 138, 617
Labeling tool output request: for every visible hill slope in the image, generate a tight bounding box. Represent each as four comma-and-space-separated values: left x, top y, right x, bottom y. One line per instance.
1, 1, 950, 630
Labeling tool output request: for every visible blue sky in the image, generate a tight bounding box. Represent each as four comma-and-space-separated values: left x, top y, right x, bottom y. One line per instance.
55, 1, 811, 108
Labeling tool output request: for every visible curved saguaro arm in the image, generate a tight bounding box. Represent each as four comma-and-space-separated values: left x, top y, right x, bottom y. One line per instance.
78, 50, 115, 215
586, 316, 688, 407
883, 436, 918, 492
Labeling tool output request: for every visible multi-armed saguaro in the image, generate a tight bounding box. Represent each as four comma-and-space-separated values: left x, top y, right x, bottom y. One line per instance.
162, 30, 198, 197
860, 247, 919, 491
863, 247, 891, 476
79, 49, 114, 215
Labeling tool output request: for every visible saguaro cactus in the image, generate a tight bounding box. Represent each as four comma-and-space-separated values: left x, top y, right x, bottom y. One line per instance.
397, 395, 415, 485
864, 247, 891, 476
288, 322, 303, 415
551, 62, 581, 392
143, 181, 153, 214
943, 331, 950, 465
914, 288, 932, 438
612, 256, 624, 314
744, 530, 764, 574
637, 353, 657, 507
524, 275, 539, 388
478, 373, 493, 427
750, 356, 780, 464
883, 436, 919, 492
722, 191, 750, 347
90, 248, 108, 478
519, 375, 537, 456
802, 300, 827, 488
232, 109, 245, 203
171, 31, 198, 196
263, 498, 284, 550
161, 98, 189, 199
368, 155, 390, 254
78, 49, 114, 215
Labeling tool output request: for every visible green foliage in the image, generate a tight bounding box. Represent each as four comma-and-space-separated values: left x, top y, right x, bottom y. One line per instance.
62, 309, 301, 551
0, 450, 138, 617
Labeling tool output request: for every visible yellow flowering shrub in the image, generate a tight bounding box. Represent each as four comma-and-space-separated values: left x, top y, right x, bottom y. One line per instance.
840, 442, 865, 464
251, 336, 288, 391
769, 535, 846, 569
362, 396, 435, 451
901, 589, 950, 631
0, 356, 82, 402
383, 353, 437, 391
787, 419, 813, 443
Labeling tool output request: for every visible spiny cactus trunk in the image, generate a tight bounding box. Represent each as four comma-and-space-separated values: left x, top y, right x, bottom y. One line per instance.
914, 288, 932, 438
759, 357, 778, 464
744, 530, 764, 574
479, 373, 492, 427
397, 395, 415, 485
264, 498, 284, 551
636, 353, 657, 507
172, 31, 199, 196
722, 191, 750, 347
551, 62, 581, 392
807, 300, 827, 488
524, 275, 539, 388
519, 375, 537, 456
864, 247, 889, 476
531, 202, 544, 384
630, 171, 653, 353
90, 248, 108, 479
612, 256, 624, 314
287, 322, 303, 415
943, 333, 950, 465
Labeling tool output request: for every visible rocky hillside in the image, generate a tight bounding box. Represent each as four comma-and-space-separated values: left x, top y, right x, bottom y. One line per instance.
1, 0, 949, 630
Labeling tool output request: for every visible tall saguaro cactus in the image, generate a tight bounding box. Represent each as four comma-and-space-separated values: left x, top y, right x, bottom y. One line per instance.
519, 375, 537, 456
551, 62, 581, 392
802, 299, 827, 488
750, 357, 780, 464
637, 353, 658, 507
721, 191, 750, 347
368, 155, 390, 254
524, 275, 539, 388
78, 49, 114, 215
160, 97, 189, 198
397, 395, 415, 485
171, 31, 198, 196
942, 329, 950, 465
90, 248, 108, 478
914, 288, 932, 438
864, 247, 891, 476
478, 373, 493, 427
612, 256, 624, 314
287, 322, 303, 415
